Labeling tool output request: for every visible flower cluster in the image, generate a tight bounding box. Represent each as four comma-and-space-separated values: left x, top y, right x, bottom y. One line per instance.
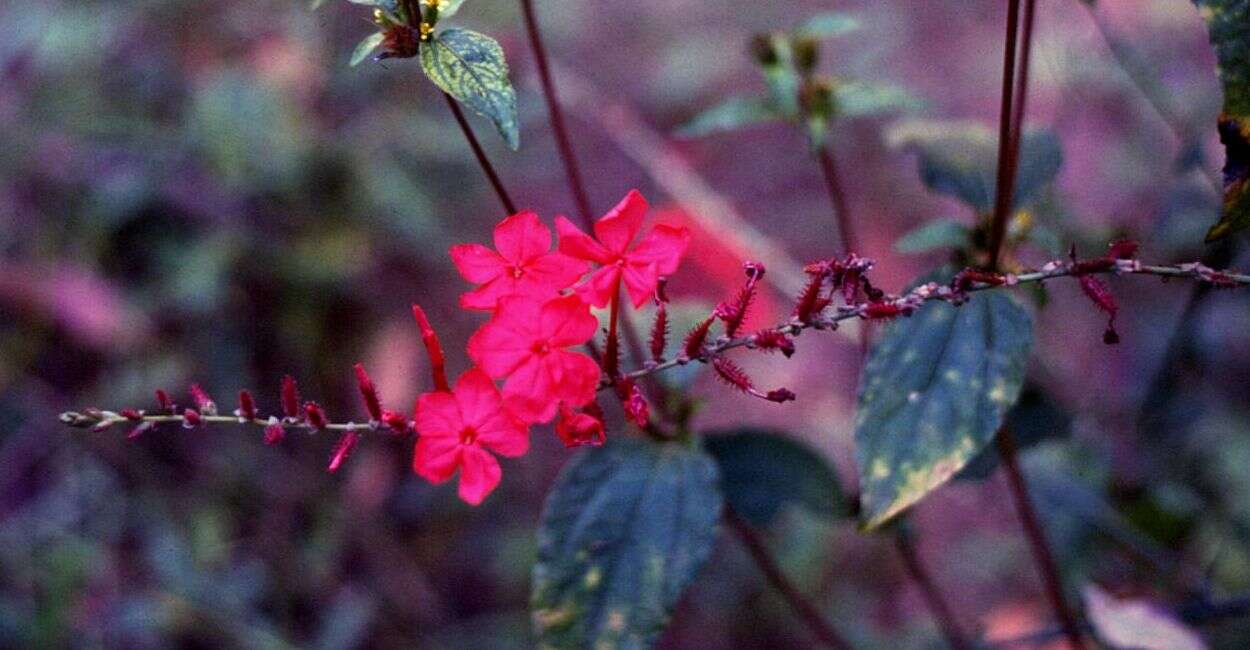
414, 190, 690, 503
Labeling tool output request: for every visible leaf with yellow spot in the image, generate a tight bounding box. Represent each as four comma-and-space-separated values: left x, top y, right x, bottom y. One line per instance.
1194, 0, 1250, 241
531, 437, 722, 649
854, 278, 1033, 530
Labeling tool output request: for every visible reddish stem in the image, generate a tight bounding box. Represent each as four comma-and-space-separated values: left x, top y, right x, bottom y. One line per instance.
817, 146, 859, 256
442, 92, 518, 215
604, 281, 622, 380
893, 530, 971, 650
986, 0, 1023, 270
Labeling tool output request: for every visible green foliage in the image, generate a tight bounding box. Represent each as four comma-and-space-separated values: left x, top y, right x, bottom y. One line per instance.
1193, 0, 1250, 241
532, 437, 722, 649
674, 97, 781, 138
796, 12, 861, 38
421, 28, 519, 149
350, 32, 385, 67
955, 386, 1072, 481
437, 0, 469, 19
833, 80, 925, 118
887, 119, 1063, 214
893, 218, 970, 253
348, 0, 399, 12
703, 429, 846, 528
855, 284, 1034, 529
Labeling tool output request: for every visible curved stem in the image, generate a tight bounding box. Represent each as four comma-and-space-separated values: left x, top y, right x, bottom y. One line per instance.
519, 0, 595, 228
996, 428, 1087, 649
725, 508, 853, 650
442, 92, 518, 215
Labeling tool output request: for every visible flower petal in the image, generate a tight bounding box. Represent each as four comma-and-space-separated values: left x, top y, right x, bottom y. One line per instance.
574, 265, 622, 309
413, 436, 461, 483
502, 357, 560, 424
449, 243, 506, 284
475, 410, 529, 458
593, 190, 649, 256
627, 223, 690, 276
525, 252, 590, 291
546, 350, 600, 409
556, 216, 613, 264
453, 368, 503, 428
494, 210, 551, 264
457, 446, 503, 505
459, 276, 519, 311
467, 296, 542, 378
415, 391, 463, 437
541, 294, 599, 347
622, 261, 660, 308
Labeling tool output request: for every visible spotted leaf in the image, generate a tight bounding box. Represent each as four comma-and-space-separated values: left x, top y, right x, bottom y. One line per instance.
532, 437, 722, 649
855, 284, 1033, 529
1194, 0, 1250, 241
421, 28, 519, 149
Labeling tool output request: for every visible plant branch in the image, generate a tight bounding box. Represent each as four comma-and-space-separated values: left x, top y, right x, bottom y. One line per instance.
518, 0, 595, 229
442, 92, 518, 215
996, 427, 1087, 649
817, 146, 859, 256
986, 0, 1024, 270
893, 529, 971, 650
726, 508, 853, 650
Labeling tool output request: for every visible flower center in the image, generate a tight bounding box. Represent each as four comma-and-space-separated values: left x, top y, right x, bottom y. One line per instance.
530, 340, 551, 355
511, 266, 525, 279
458, 427, 478, 445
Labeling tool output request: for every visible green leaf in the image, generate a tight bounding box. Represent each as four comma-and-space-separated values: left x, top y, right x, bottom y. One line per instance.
350, 32, 385, 67
955, 386, 1072, 481
886, 120, 1063, 213
532, 437, 722, 649
348, 0, 399, 12
759, 35, 801, 119
421, 28, 519, 149
674, 96, 783, 138
1193, 0, 1250, 241
437, 0, 468, 19
893, 218, 970, 253
834, 80, 924, 118
855, 282, 1034, 529
704, 429, 845, 528
796, 12, 861, 38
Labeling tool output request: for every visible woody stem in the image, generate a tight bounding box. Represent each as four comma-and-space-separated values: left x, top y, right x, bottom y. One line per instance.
604, 281, 622, 380
442, 92, 518, 215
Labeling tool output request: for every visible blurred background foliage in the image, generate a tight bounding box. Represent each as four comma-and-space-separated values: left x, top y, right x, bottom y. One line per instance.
2, 0, 1250, 647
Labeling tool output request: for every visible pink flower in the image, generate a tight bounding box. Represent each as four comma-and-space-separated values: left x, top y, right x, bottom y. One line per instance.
450, 210, 589, 310
555, 190, 691, 308
413, 368, 529, 505
467, 294, 601, 423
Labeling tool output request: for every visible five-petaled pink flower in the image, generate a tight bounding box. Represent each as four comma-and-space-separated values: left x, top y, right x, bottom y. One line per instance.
555, 190, 691, 308
467, 294, 601, 424
450, 210, 589, 310
413, 368, 529, 505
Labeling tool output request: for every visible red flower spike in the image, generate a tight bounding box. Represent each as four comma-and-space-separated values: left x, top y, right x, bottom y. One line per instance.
182, 408, 202, 429
263, 418, 285, 446
120, 408, 143, 422
413, 368, 530, 505
128, 421, 154, 439
155, 389, 174, 413
556, 402, 606, 448
683, 315, 716, 359
1078, 274, 1120, 345
381, 410, 410, 435
650, 300, 669, 363
766, 388, 797, 403
794, 272, 828, 322
412, 304, 451, 393
555, 190, 692, 308
281, 375, 301, 421
467, 294, 601, 424
304, 402, 328, 430
863, 302, 905, 320
753, 329, 796, 358
450, 210, 589, 310
713, 357, 754, 392
189, 384, 217, 416
235, 390, 258, 422
327, 429, 359, 473
353, 363, 383, 423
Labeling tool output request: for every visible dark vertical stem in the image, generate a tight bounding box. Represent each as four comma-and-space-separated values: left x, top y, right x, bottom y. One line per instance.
986, 0, 1023, 270
442, 92, 518, 215
605, 283, 621, 380
1005, 0, 1037, 206
996, 429, 1087, 649
893, 530, 971, 650
817, 146, 859, 256
519, 0, 595, 228
726, 508, 853, 650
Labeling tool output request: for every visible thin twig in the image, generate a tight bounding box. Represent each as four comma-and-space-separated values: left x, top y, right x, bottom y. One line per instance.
986, 0, 1023, 270
726, 508, 853, 650
442, 92, 518, 215
817, 147, 859, 256
996, 428, 1087, 649
518, 0, 594, 228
